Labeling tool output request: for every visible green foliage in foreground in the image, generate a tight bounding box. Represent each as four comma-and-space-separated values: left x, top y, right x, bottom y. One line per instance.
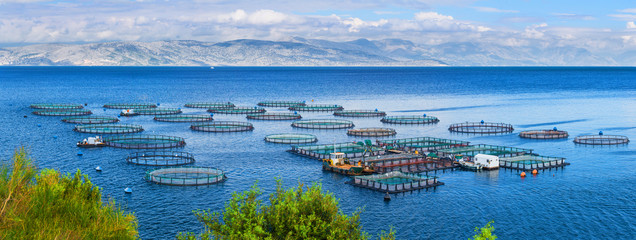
0, 148, 138, 239
470, 220, 497, 240
178, 180, 396, 240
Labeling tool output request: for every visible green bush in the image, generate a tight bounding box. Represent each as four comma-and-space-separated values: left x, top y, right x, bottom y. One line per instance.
0, 148, 138, 239
470, 220, 497, 240
178, 180, 395, 240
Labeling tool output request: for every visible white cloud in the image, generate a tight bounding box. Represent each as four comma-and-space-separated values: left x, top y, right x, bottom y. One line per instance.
618, 8, 636, 13
628, 22, 636, 29
553, 13, 595, 21
414, 12, 454, 21
473, 7, 518, 13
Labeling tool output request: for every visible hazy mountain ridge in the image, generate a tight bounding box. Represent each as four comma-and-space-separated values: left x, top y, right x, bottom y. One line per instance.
0, 38, 625, 66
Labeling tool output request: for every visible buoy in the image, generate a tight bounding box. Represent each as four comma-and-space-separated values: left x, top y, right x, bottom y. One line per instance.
84, 103, 88, 106
294, 111, 298, 115
77, 151, 83, 156
124, 187, 132, 194
37, 124, 41, 127
480, 120, 485, 124
23, 115, 27, 118
95, 166, 102, 172
599, 131, 603, 136
520, 172, 526, 177
53, 135, 58, 139
157, 103, 160, 106
375, 108, 378, 112
384, 192, 391, 201
553, 127, 557, 131
311, 99, 314, 102
423, 114, 426, 117
532, 169, 538, 175
103, 108, 106, 111
210, 113, 214, 117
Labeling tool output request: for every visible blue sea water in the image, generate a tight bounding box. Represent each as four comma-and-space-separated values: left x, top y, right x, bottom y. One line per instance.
0, 67, 634, 239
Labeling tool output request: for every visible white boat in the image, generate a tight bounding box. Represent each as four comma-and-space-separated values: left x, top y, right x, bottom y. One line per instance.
120, 109, 137, 116
77, 136, 106, 148
458, 160, 483, 171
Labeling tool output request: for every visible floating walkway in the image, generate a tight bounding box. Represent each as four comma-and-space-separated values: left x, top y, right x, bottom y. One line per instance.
291, 119, 354, 129
191, 121, 254, 132
574, 135, 629, 145
348, 171, 443, 194
377, 137, 470, 151
499, 155, 569, 171
519, 129, 569, 139
102, 135, 186, 149
381, 115, 439, 124
449, 121, 514, 134
334, 110, 386, 117
154, 114, 213, 122
288, 104, 343, 112
362, 154, 457, 174
290, 142, 385, 159
436, 144, 532, 158
247, 112, 301, 120
74, 124, 144, 134
347, 128, 396, 137
257, 101, 305, 107
103, 103, 157, 109
145, 167, 226, 186
208, 106, 266, 114
126, 151, 195, 166
62, 116, 119, 124
265, 133, 317, 144
33, 109, 92, 116
30, 103, 83, 109
184, 102, 234, 109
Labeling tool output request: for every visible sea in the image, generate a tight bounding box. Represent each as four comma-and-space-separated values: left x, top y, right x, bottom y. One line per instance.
0, 67, 634, 239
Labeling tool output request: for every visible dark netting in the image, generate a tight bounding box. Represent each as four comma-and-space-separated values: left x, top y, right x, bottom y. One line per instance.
291, 119, 354, 129
145, 167, 227, 186
30, 103, 84, 109
208, 106, 266, 114
257, 101, 306, 107
347, 128, 396, 137
103, 103, 157, 109
334, 110, 386, 117
191, 121, 254, 132
288, 104, 344, 112
265, 133, 317, 144
381, 115, 439, 124
246, 112, 301, 120
350, 171, 443, 193
573, 135, 629, 145
519, 130, 569, 139
121, 108, 182, 116
103, 135, 186, 149
62, 116, 119, 124
126, 151, 195, 166
449, 122, 514, 134
184, 102, 235, 109
499, 155, 569, 170
74, 124, 144, 134
154, 114, 213, 122
33, 109, 92, 116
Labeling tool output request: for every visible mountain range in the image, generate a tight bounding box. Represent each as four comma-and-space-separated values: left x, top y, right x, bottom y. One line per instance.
0, 37, 626, 66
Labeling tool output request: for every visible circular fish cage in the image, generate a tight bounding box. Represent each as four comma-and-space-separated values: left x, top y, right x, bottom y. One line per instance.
573, 135, 629, 145
154, 114, 213, 122
448, 122, 514, 134
191, 121, 254, 132
291, 119, 354, 129
62, 116, 119, 124
519, 130, 569, 139
74, 124, 144, 134
381, 115, 440, 124
102, 135, 186, 149
184, 102, 235, 109
103, 103, 157, 109
125, 108, 182, 116
247, 112, 302, 120
145, 167, 226, 186
30, 103, 83, 109
208, 107, 266, 114
33, 109, 92, 116
257, 101, 305, 107
334, 110, 386, 117
288, 104, 344, 112
265, 133, 318, 144
347, 128, 397, 137
126, 151, 195, 166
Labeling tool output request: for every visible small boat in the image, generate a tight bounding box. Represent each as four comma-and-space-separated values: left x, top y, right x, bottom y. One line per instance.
120, 109, 137, 116
458, 160, 483, 171
124, 187, 132, 194
95, 166, 102, 172
384, 192, 391, 201
77, 136, 106, 148
322, 152, 374, 176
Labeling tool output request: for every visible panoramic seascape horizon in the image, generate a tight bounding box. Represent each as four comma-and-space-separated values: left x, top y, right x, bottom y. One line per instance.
0, 66, 634, 239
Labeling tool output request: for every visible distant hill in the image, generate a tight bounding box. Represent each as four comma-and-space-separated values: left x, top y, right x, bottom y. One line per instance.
0, 38, 622, 66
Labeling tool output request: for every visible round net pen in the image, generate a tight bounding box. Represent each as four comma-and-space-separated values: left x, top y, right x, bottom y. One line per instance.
291, 119, 354, 129
519, 129, 569, 139
449, 121, 514, 134
184, 102, 234, 109
33, 109, 92, 116
154, 114, 213, 122
265, 133, 318, 144
30, 103, 83, 109
103, 103, 157, 109
574, 135, 629, 145
288, 104, 344, 112
381, 115, 439, 124
62, 116, 119, 124
257, 101, 305, 107
208, 107, 266, 114
126, 151, 195, 166
103, 135, 186, 149
191, 121, 254, 132
74, 124, 144, 134
334, 110, 386, 117
129, 108, 182, 116
347, 128, 396, 137
145, 167, 226, 186
246, 112, 301, 120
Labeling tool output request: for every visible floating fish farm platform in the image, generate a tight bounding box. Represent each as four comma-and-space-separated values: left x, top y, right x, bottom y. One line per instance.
574, 135, 629, 145
347, 128, 397, 137
103, 103, 157, 109
102, 135, 186, 149
247, 112, 302, 120
334, 109, 386, 117
519, 129, 569, 139
265, 133, 317, 144
288, 104, 344, 112
257, 100, 305, 107
362, 154, 457, 174
145, 167, 226, 186
208, 106, 266, 114
436, 144, 532, 157
449, 122, 514, 134
154, 114, 213, 122
74, 124, 144, 134
191, 121, 254, 132
30, 103, 84, 109
377, 137, 470, 151
291, 119, 354, 129
126, 151, 195, 166
62, 116, 119, 124
290, 142, 385, 159
348, 171, 443, 193
499, 155, 569, 171
381, 115, 439, 124
33, 109, 92, 116
126, 108, 182, 116
184, 102, 234, 109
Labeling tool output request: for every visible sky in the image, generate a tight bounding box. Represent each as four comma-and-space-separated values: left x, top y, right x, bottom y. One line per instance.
1, 0, 636, 53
